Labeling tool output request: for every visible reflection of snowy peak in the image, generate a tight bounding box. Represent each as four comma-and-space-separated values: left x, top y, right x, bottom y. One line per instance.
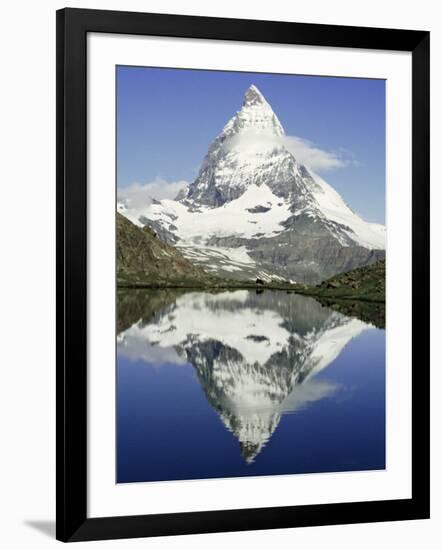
117, 290, 369, 463
120, 85, 385, 284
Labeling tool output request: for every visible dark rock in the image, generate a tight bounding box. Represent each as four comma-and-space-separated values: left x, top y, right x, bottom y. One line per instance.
246, 205, 271, 214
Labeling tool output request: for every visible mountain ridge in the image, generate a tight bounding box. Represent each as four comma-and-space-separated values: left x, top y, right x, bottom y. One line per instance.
118, 85, 385, 284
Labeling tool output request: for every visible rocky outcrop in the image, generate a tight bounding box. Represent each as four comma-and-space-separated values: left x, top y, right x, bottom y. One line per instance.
300, 259, 386, 300
116, 212, 209, 286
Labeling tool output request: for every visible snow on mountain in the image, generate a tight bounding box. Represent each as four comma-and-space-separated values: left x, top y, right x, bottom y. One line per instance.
308, 171, 386, 250
143, 183, 291, 241
120, 85, 385, 283
118, 290, 371, 462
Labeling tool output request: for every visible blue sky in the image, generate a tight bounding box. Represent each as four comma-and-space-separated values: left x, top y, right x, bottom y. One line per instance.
117, 66, 385, 223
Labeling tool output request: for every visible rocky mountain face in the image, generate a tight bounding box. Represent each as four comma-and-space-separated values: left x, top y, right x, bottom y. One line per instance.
119, 85, 385, 284
117, 289, 370, 463
116, 212, 208, 286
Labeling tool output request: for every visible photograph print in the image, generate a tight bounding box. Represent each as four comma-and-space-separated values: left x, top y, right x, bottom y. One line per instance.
116, 67, 386, 484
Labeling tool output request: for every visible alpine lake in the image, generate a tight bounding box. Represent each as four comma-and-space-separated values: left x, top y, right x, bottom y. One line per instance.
116, 287, 385, 484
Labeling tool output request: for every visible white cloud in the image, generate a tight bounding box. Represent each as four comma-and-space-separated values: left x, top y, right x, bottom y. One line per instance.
117, 338, 187, 366
118, 177, 189, 212
222, 130, 350, 173
281, 135, 347, 172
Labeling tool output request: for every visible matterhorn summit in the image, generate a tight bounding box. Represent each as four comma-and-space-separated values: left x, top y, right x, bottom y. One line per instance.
122, 85, 385, 283
228, 84, 285, 135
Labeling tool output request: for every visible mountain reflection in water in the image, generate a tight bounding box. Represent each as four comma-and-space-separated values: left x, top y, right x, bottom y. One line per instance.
117, 290, 383, 472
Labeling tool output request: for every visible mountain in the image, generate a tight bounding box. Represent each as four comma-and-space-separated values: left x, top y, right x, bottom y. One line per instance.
117, 289, 371, 463
119, 85, 385, 284
116, 212, 209, 286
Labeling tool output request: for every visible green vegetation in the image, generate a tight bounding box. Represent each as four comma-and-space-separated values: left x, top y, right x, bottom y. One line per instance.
117, 212, 212, 287
296, 260, 385, 303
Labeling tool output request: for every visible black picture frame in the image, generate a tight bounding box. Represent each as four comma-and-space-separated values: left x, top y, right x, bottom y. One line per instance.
56, 7, 430, 542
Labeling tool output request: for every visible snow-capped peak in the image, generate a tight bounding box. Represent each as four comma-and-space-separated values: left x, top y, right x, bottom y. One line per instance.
243, 84, 267, 107
225, 85, 284, 137
123, 85, 385, 283
179, 85, 287, 207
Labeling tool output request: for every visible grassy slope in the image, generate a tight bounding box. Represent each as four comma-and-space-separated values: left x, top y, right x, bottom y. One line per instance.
297, 260, 385, 303
116, 212, 213, 286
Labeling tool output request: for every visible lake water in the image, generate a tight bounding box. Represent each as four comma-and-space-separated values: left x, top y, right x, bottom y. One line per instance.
117, 289, 385, 483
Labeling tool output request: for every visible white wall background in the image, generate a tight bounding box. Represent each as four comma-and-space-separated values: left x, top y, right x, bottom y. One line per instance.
0, 1, 437, 548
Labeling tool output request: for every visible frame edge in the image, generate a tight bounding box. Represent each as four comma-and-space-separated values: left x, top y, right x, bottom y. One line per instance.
56, 7, 431, 541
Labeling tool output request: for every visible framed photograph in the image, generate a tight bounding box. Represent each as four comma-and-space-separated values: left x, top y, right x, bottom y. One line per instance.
56, 8, 430, 542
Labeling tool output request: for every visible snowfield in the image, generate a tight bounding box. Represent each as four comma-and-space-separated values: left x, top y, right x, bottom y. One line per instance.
139, 183, 291, 241
309, 171, 386, 250
122, 172, 385, 252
